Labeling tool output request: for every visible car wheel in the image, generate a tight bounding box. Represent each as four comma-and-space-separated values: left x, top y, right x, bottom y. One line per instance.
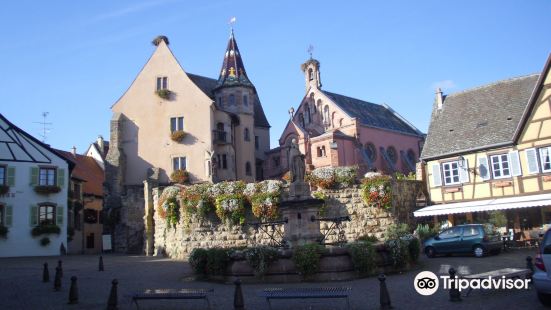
538, 292, 551, 307
425, 246, 435, 258
473, 245, 484, 257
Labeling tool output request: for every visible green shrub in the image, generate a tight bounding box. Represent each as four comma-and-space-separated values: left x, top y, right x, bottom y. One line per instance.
347, 241, 377, 275
40, 237, 50, 246
31, 225, 61, 237
165, 197, 180, 228
357, 234, 379, 243
408, 237, 421, 262
385, 223, 410, 240
292, 243, 323, 276
156, 89, 172, 99
385, 238, 409, 268
416, 223, 438, 241
189, 248, 208, 275
244, 246, 279, 276
206, 248, 230, 276
488, 211, 507, 228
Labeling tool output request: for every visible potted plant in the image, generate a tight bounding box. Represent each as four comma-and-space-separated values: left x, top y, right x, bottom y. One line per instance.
156, 89, 172, 100
170, 169, 189, 184
170, 130, 186, 142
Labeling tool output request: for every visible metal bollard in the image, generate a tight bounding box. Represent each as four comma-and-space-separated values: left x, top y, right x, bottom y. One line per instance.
107, 279, 118, 310
233, 278, 245, 310
448, 268, 461, 302
68, 276, 78, 304
43, 262, 49, 282
54, 266, 62, 291
99, 255, 104, 271
58, 260, 63, 278
378, 274, 392, 310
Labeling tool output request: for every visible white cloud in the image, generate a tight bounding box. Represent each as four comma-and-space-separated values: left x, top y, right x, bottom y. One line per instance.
431, 80, 457, 91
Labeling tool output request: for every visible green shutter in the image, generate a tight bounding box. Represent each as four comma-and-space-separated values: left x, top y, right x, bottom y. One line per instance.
5, 205, 13, 227
56, 206, 64, 225
56, 168, 65, 188
30, 205, 38, 226
7, 167, 15, 186
30, 167, 39, 186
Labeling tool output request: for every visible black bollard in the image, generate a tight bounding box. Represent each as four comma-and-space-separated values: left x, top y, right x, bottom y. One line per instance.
54, 266, 62, 291
99, 255, 104, 271
68, 276, 78, 304
43, 262, 50, 283
527, 256, 534, 277
233, 278, 245, 310
58, 260, 63, 278
378, 274, 392, 310
448, 268, 461, 302
107, 279, 118, 310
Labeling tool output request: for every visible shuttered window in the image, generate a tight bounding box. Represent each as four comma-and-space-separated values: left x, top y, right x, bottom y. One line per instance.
442, 161, 460, 185
478, 156, 490, 181
525, 148, 540, 174
39, 168, 56, 186
490, 154, 511, 179
39, 205, 56, 226
540, 147, 551, 173
431, 163, 442, 187
508, 150, 522, 176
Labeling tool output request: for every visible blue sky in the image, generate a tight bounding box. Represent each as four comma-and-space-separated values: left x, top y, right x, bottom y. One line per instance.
1, 1, 550, 152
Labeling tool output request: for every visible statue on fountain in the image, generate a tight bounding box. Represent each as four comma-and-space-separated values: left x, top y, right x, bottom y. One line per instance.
287, 138, 309, 198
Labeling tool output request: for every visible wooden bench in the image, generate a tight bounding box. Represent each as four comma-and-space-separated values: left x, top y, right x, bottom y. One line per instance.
460, 268, 531, 296
132, 288, 213, 309
258, 287, 352, 310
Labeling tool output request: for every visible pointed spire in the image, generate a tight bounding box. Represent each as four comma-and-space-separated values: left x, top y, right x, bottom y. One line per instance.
216, 28, 253, 89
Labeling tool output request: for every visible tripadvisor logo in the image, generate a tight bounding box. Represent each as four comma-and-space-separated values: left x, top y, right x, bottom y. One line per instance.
414, 271, 439, 296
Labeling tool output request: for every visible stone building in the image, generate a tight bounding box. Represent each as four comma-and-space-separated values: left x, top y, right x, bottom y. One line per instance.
105, 32, 270, 252
264, 57, 425, 179
415, 54, 551, 239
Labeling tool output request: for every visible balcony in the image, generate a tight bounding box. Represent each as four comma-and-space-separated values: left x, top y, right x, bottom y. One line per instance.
213, 130, 228, 144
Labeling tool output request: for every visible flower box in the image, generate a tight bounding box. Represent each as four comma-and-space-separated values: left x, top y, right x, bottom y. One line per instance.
493, 181, 512, 188
34, 185, 62, 195
155, 89, 172, 100
31, 225, 61, 237
0, 185, 9, 195
170, 169, 189, 185
170, 130, 187, 142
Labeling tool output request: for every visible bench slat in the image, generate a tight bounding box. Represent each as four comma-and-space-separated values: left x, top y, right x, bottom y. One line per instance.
259, 287, 351, 298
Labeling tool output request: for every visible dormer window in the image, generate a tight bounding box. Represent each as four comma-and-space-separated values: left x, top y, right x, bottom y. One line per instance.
156, 77, 168, 90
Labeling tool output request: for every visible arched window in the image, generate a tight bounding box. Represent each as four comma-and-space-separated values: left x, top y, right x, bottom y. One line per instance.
339, 118, 344, 127
387, 146, 398, 164
299, 113, 305, 128
306, 105, 311, 124
243, 94, 248, 106
323, 105, 330, 125
331, 112, 336, 128
365, 143, 377, 161
308, 68, 314, 81
229, 94, 235, 105
245, 162, 252, 176
407, 149, 416, 163
244, 128, 250, 141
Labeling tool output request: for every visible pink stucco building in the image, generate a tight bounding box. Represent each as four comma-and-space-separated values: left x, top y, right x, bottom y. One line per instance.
264, 58, 425, 178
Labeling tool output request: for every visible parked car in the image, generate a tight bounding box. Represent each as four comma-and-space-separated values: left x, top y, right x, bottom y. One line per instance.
533, 228, 551, 306
423, 224, 502, 258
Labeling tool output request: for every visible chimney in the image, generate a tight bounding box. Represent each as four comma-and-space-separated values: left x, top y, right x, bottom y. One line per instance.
71, 146, 77, 156
435, 88, 444, 110
97, 135, 104, 154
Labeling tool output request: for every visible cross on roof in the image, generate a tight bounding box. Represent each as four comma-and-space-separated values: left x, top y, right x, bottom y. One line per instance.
307, 44, 314, 59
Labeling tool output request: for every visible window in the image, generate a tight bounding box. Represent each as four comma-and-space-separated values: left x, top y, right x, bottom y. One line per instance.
229, 94, 235, 105
463, 226, 479, 237
243, 95, 248, 106
299, 113, 305, 128
540, 147, 551, 172
273, 156, 280, 167
216, 155, 221, 169
323, 105, 330, 125
0, 166, 5, 185
87, 233, 95, 249
365, 143, 377, 161
170, 117, 184, 132
39, 167, 56, 186
73, 183, 81, 200
0, 205, 4, 226
217, 96, 223, 107
407, 149, 416, 163
305, 106, 311, 124
490, 154, 510, 179
222, 154, 228, 169
39, 205, 56, 226
244, 128, 250, 141
245, 162, 252, 176
156, 77, 168, 90
84, 209, 98, 224
439, 226, 462, 239
442, 161, 460, 185
255, 136, 259, 150
172, 157, 186, 171
387, 146, 398, 164
317, 146, 326, 157
308, 68, 314, 81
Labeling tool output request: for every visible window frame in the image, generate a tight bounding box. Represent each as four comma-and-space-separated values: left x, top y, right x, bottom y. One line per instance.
39, 167, 56, 186
441, 160, 461, 185
490, 153, 511, 179
539, 146, 551, 173
222, 154, 228, 170
172, 156, 187, 172
39, 204, 56, 226
156, 76, 168, 91
170, 117, 184, 132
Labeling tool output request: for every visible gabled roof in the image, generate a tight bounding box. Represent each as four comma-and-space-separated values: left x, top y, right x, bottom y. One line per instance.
0, 114, 72, 168
421, 74, 540, 160
56, 150, 104, 197
187, 73, 270, 128
321, 90, 422, 136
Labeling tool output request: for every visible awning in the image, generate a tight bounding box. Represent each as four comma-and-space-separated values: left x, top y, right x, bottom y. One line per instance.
413, 193, 551, 217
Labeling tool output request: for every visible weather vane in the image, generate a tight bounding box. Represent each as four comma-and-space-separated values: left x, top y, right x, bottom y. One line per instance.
229, 16, 236, 34
307, 44, 314, 59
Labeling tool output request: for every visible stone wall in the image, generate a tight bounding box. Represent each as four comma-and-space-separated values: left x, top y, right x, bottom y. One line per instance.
152, 180, 425, 260
112, 185, 145, 253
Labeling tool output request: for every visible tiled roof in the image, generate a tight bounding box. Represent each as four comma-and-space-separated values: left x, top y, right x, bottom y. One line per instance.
421, 74, 539, 160
321, 91, 422, 136
187, 73, 270, 128
56, 150, 104, 197
215, 31, 253, 89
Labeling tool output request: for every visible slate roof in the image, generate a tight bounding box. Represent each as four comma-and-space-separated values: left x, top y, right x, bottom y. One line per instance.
56, 150, 105, 197
420, 74, 540, 160
215, 31, 253, 89
187, 73, 270, 128
321, 90, 422, 136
